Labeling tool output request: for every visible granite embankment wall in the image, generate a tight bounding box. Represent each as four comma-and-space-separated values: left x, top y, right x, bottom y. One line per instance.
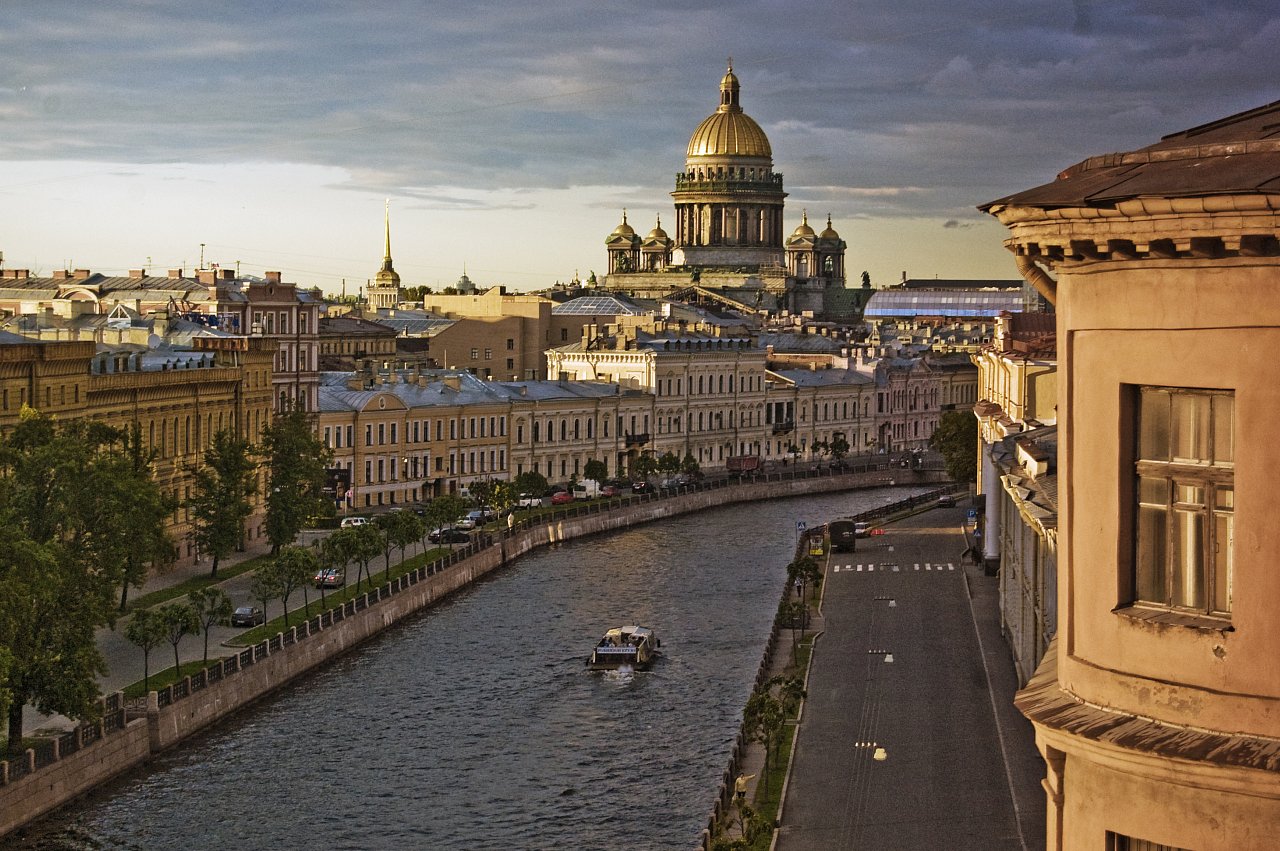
0, 466, 947, 839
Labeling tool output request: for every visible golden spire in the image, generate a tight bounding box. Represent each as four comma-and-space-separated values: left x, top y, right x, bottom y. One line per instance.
375, 199, 400, 286
382, 199, 393, 268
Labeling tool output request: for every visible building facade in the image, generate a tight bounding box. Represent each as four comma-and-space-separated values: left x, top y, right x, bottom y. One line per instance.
984, 101, 1280, 849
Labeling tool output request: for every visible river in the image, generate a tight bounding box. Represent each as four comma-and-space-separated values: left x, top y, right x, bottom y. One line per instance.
5, 487, 928, 851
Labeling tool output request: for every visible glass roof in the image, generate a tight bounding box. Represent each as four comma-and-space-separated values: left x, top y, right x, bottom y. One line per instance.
552, 295, 648, 316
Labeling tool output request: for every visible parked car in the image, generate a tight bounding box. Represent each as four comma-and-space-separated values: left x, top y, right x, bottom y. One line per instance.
550, 491, 575, 505
313, 568, 345, 589
517, 493, 543, 508
936, 494, 956, 507
469, 507, 496, 524
600, 484, 620, 497
340, 516, 367, 528
428, 527, 471, 544
231, 605, 265, 627
631, 481, 653, 494
455, 515, 477, 530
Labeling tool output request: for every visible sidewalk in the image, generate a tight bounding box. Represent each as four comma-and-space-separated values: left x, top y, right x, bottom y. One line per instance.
23, 539, 287, 735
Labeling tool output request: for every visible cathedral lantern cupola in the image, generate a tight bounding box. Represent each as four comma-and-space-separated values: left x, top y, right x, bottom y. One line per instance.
787, 211, 846, 283
671, 64, 787, 268
640, 215, 674, 271
605, 209, 642, 273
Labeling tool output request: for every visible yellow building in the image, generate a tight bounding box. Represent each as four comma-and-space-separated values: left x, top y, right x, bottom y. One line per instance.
984, 102, 1280, 849
0, 332, 276, 563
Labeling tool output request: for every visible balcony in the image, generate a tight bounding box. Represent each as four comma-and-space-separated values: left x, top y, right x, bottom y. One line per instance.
771, 421, 795, 435
625, 432, 650, 447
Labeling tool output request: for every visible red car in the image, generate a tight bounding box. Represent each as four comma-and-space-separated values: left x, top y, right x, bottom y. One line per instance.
550, 491, 575, 505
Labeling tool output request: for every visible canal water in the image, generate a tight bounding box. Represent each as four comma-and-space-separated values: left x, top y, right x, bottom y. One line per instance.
7, 487, 928, 851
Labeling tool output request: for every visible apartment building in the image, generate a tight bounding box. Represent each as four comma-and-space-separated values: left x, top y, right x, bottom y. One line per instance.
983, 100, 1280, 848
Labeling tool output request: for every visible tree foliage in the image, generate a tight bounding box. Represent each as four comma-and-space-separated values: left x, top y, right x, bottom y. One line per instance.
188, 587, 233, 665
929, 410, 978, 483
0, 409, 170, 751
124, 608, 167, 694
187, 427, 258, 578
159, 602, 200, 676
260, 404, 332, 553
513, 471, 549, 498
583, 458, 607, 483
274, 545, 318, 626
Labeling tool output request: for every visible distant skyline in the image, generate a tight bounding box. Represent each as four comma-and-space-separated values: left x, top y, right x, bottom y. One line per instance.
1, 1, 1277, 295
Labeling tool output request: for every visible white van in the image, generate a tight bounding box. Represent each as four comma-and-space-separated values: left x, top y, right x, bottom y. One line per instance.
340, 516, 367, 528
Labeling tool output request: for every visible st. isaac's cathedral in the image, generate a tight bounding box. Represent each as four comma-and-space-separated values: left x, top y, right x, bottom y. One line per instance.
601, 65, 872, 320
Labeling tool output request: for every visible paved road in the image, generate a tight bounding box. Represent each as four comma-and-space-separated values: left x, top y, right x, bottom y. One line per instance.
776, 506, 1043, 851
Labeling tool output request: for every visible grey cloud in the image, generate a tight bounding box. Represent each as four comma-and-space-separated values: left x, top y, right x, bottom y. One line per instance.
1, 0, 1278, 222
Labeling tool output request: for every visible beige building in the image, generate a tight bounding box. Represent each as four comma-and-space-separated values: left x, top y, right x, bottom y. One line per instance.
983, 102, 1280, 849
0, 266, 321, 412
0, 332, 276, 562
546, 316, 770, 469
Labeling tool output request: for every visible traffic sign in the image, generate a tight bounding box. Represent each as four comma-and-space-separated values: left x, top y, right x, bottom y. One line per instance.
796, 521, 807, 531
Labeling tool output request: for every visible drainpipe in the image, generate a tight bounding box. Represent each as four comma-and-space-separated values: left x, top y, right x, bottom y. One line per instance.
1015, 254, 1057, 308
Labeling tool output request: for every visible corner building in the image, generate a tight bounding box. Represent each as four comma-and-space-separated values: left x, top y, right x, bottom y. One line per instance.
983, 102, 1280, 849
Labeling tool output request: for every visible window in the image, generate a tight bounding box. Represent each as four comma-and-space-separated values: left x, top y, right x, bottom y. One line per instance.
506, 338, 515, 350
484, 348, 492, 360
1133, 387, 1234, 618
1107, 832, 1191, 851
470, 348, 479, 359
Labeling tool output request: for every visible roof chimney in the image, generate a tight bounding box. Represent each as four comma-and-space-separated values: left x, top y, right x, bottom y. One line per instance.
265, 271, 282, 284
74, 269, 91, 279
128, 269, 146, 279
168, 268, 184, 279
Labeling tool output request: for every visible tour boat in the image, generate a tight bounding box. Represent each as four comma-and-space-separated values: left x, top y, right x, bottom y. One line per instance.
588, 625, 660, 670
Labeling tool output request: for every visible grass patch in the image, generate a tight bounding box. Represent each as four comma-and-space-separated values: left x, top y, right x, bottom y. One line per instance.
225, 545, 452, 647
713, 635, 815, 850
122, 659, 219, 700
128, 554, 274, 612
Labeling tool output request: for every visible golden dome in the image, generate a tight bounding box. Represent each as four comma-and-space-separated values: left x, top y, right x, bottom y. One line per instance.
790, 210, 815, 239
610, 209, 636, 237
819, 214, 840, 239
647, 216, 669, 241
686, 65, 772, 159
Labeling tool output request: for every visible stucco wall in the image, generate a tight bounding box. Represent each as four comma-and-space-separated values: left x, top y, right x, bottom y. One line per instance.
1059, 260, 1280, 737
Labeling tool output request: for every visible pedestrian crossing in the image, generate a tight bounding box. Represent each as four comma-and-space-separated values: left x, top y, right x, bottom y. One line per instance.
831, 562, 957, 573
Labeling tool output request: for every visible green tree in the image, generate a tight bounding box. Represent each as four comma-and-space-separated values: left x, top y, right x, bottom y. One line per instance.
373, 511, 421, 582
187, 427, 258, 578
630, 453, 658, 481
349, 523, 384, 592
513, 471, 549, 499
275, 545, 317, 627
123, 608, 167, 695
0, 409, 167, 751
249, 560, 283, 627
583, 458, 607, 483
104, 423, 176, 610
318, 529, 357, 606
929, 410, 978, 483
829, 433, 851, 465
656, 451, 681, 477
489, 481, 517, 520
159, 602, 200, 677
779, 598, 809, 663
260, 404, 332, 554
188, 587, 233, 665
425, 494, 469, 547
744, 674, 806, 789
680, 453, 701, 479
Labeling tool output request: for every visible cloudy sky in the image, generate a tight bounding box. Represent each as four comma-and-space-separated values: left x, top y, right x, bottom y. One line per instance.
1, 1, 1277, 294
